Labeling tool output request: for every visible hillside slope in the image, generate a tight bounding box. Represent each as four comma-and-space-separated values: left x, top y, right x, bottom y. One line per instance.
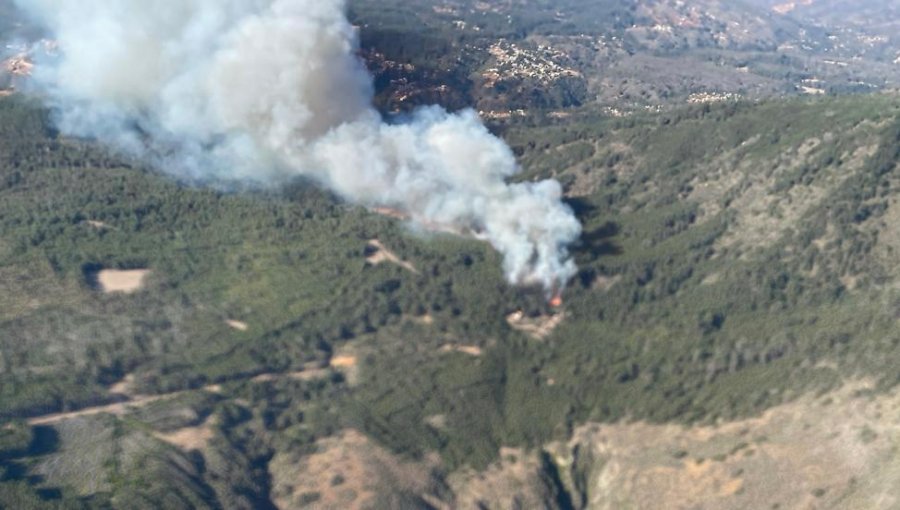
2, 90, 900, 507
349, 0, 900, 114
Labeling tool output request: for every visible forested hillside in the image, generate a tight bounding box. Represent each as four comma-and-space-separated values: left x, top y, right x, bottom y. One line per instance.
4, 0, 900, 507
2, 89, 900, 507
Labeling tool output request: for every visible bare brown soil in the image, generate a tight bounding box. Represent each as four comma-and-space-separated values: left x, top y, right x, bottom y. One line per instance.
412, 314, 434, 325
439, 344, 483, 357
506, 310, 565, 339
365, 240, 419, 274
251, 368, 331, 384
108, 374, 136, 396
83, 220, 113, 230
269, 429, 442, 510
225, 319, 249, 331
154, 417, 216, 452
448, 447, 558, 509
97, 269, 150, 294
545, 379, 900, 509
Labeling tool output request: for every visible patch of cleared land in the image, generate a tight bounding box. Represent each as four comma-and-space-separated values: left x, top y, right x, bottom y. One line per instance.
330, 355, 357, 368
592, 274, 622, 291
225, 319, 249, 331
154, 417, 216, 452
506, 310, 565, 339
108, 374, 136, 396
439, 344, 483, 357
365, 239, 418, 274
412, 314, 434, 325
97, 269, 150, 294
83, 220, 113, 230
329, 352, 360, 385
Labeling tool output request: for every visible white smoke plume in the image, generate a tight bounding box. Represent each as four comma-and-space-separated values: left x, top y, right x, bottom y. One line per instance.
14, 0, 582, 294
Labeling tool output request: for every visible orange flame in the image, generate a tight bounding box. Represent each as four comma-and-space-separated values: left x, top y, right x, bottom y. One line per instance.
549, 295, 563, 308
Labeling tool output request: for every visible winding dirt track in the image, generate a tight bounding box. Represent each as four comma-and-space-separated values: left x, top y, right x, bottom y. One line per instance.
27, 386, 221, 426
25, 359, 355, 427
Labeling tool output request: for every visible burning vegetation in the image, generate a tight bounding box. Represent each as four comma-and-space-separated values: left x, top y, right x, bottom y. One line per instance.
3, 55, 32, 77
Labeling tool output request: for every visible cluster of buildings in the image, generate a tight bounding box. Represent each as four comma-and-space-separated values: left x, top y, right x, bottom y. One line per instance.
482, 41, 580, 88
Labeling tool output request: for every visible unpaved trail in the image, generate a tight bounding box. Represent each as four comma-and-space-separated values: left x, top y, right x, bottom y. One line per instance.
252, 369, 331, 383
25, 360, 357, 427
28, 393, 187, 426
27, 384, 224, 427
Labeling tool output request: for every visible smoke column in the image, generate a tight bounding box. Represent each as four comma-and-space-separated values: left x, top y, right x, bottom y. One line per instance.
14, 0, 582, 293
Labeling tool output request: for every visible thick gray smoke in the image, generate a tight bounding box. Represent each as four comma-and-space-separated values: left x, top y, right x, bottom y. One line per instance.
15, 0, 581, 294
